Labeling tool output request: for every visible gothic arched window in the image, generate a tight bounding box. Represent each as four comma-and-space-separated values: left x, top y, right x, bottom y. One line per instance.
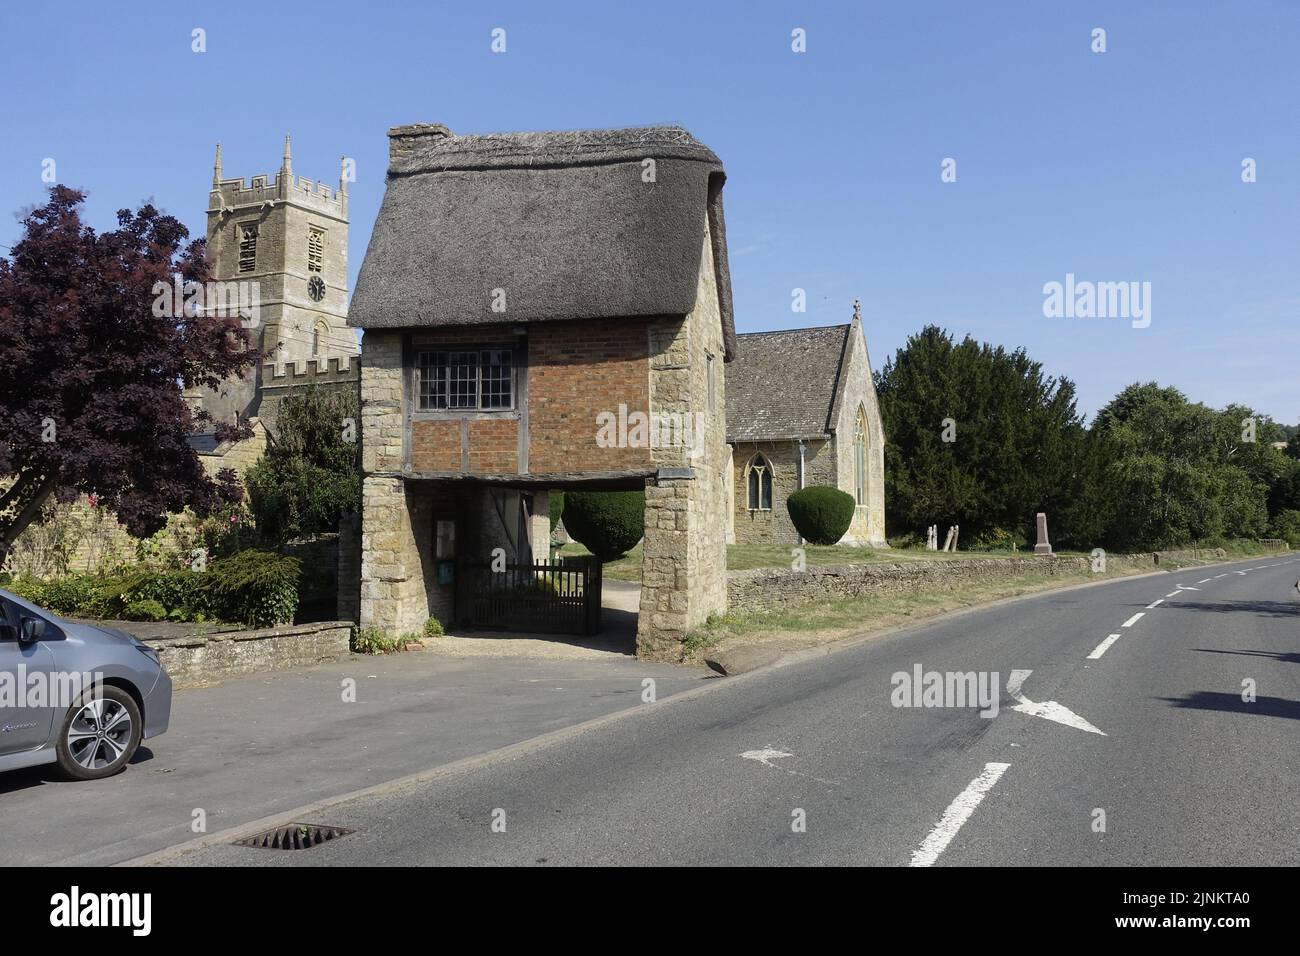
853, 406, 868, 507
312, 320, 328, 356
747, 454, 773, 511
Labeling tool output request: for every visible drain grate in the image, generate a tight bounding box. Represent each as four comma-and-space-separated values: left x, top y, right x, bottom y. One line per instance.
234, 823, 354, 851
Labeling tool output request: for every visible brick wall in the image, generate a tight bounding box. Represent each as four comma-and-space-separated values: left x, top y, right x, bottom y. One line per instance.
467, 419, 519, 473
411, 420, 461, 471
528, 318, 654, 475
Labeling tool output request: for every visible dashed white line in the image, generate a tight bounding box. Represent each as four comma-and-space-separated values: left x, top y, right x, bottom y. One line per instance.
1122, 612, 1145, 627
1196, 578, 1212, 584
910, 762, 1011, 867
1146, 599, 1164, 609
1087, 633, 1123, 660
1164, 591, 1181, 598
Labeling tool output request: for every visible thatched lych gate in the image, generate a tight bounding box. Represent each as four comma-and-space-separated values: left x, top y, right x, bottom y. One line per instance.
457, 555, 602, 636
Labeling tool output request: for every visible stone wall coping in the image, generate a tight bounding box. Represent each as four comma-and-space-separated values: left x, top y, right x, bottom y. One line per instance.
145, 620, 352, 649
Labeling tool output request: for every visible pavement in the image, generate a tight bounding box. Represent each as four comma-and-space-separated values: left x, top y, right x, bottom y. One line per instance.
0, 647, 708, 865
141, 552, 1300, 867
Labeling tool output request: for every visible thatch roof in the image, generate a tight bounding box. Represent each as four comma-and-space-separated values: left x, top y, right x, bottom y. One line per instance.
350, 125, 736, 359
726, 325, 851, 442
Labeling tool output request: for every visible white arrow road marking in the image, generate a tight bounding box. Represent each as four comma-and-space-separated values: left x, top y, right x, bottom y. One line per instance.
1087, 633, 1123, 660
1122, 612, 1145, 627
740, 749, 841, 785
910, 762, 1010, 867
740, 749, 792, 769
1006, 669, 1107, 735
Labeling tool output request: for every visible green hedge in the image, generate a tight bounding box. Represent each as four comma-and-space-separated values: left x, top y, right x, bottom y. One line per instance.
1270, 510, 1300, 548
562, 490, 645, 560
786, 486, 856, 545
4, 550, 301, 628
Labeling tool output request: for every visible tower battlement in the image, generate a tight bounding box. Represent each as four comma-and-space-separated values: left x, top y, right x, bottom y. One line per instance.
208, 137, 348, 219
262, 354, 357, 382
209, 172, 346, 217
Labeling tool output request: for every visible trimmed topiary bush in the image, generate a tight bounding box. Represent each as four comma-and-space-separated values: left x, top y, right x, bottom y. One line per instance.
786, 486, 856, 545
562, 490, 645, 561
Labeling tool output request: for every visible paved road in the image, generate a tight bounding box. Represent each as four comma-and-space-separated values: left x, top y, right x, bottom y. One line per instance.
0, 650, 706, 865
158, 554, 1300, 866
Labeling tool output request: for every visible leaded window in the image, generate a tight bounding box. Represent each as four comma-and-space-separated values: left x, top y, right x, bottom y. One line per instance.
747, 454, 773, 511
854, 406, 868, 506
418, 349, 514, 411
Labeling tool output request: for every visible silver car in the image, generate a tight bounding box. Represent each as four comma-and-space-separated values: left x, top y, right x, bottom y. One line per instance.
0, 587, 171, 780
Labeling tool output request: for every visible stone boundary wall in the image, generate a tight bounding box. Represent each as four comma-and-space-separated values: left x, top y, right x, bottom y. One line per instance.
148, 621, 352, 688
1152, 547, 1228, 565
726, 551, 1231, 615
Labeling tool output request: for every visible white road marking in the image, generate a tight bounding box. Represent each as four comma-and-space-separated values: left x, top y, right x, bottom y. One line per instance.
1122, 612, 1145, 627
1146, 599, 1164, 609
1197, 578, 1212, 584
1165, 591, 1181, 598
1087, 633, 1123, 660
1006, 669, 1107, 735
740, 749, 792, 769
910, 762, 1011, 867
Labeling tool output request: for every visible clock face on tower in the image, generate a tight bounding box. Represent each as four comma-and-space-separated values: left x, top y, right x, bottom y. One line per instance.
308, 276, 326, 302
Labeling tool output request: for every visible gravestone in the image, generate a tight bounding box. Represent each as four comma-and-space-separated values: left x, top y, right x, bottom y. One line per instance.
1034, 512, 1053, 555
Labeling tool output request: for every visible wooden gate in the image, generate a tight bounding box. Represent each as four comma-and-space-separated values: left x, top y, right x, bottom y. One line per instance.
457, 555, 603, 635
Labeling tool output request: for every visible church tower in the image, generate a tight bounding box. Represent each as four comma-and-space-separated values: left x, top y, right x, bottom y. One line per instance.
198, 137, 356, 424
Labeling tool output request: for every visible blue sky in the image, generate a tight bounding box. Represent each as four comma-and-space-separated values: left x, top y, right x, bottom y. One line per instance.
1, 0, 1296, 423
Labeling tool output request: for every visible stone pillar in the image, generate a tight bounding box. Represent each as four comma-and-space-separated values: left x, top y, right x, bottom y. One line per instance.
529, 490, 551, 564
635, 228, 728, 660
638, 475, 725, 660
1034, 512, 1053, 555
359, 476, 428, 636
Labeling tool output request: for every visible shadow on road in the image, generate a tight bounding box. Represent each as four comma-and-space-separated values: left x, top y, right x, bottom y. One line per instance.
0, 745, 156, 795
1159, 691, 1300, 721
1194, 648, 1300, 665
1160, 599, 1300, 619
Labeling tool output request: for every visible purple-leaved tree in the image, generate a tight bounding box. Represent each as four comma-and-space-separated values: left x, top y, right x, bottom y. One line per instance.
0, 186, 259, 563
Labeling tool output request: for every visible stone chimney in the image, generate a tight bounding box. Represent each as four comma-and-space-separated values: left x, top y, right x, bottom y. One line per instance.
388, 123, 452, 168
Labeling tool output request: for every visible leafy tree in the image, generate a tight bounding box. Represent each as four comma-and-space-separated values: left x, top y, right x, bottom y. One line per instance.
0, 186, 255, 563
244, 386, 361, 542
1090, 384, 1275, 550
874, 326, 1088, 545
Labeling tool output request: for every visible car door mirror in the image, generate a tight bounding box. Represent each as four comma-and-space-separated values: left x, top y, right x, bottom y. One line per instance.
19, 617, 46, 644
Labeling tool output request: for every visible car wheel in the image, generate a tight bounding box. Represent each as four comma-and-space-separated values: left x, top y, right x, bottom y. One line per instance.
55, 686, 142, 781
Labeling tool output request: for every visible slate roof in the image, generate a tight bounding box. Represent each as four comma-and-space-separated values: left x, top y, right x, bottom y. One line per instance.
726, 325, 851, 442
350, 124, 737, 359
